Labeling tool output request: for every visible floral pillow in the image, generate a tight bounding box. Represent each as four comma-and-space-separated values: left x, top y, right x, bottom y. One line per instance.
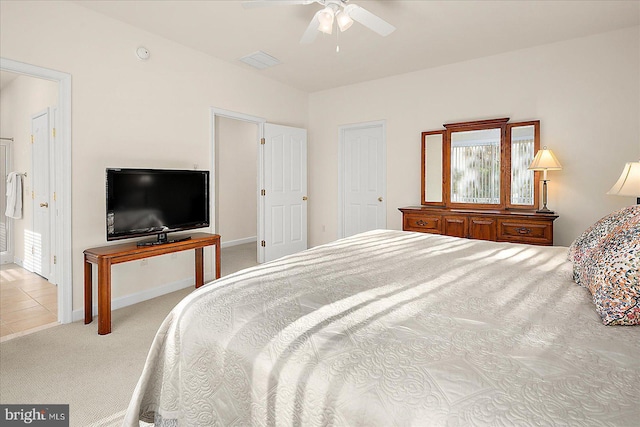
568, 205, 640, 286
578, 218, 639, 325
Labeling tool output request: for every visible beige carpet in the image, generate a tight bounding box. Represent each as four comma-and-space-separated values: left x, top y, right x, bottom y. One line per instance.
0, 242, 257, 427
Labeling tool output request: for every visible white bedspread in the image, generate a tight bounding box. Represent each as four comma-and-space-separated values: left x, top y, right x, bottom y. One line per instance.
124, 230, 640, 426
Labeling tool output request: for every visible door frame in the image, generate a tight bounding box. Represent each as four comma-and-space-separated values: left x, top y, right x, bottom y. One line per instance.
338, 120, 387, 239
0, 57, 72, 324
210, 107, 266, 265
0, 139, 14, 264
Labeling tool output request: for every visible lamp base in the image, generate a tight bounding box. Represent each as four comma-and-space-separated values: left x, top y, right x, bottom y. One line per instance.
537, 179, 555, 214
536, 207, 555, 214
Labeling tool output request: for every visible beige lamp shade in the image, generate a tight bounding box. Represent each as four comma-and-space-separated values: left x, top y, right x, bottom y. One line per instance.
607, 161, 640, 196
528, 147, 563, 171
528, 146, 562, 183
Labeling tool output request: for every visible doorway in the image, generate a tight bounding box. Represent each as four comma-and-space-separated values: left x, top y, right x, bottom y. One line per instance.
0, 57, 72, 324
215, 115, 259, 251
338, 120, 387, 238
211, 108, 265, 266
210, 108, 308, 264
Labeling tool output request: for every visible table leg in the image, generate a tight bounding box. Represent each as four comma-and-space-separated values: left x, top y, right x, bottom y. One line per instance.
84, 257, 93, 324
97, 258, 112, 335
215, 239, 221, 279
195, 247, 204, 288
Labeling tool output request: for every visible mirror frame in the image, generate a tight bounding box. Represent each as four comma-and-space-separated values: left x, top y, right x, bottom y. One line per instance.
421, 118, 540, 210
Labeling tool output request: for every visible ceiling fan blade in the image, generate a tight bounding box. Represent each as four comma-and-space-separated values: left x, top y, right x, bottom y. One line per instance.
300, 11, 321, 44
345, 4, 396, 37
242, 0, 316, 8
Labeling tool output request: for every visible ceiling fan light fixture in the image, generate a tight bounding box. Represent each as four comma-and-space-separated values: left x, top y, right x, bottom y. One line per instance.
336, 10, 353, 32
318, 20, 333, 35
317, 6, 335, 34
317, 6, 334, 26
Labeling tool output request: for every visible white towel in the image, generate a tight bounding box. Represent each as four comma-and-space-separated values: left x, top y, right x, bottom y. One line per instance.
5, 172, 23, 219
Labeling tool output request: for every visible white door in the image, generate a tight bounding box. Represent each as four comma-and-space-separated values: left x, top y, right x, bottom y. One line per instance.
262, 124, 307, 262
30, 109, 51, 279
339, 122, 386, 238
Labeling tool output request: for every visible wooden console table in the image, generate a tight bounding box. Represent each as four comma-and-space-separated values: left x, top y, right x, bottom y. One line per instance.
84, 232, 221, 335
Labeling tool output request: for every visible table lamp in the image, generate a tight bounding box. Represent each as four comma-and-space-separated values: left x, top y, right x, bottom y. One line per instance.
528, 146, 562, 213
607, 161, 640, 204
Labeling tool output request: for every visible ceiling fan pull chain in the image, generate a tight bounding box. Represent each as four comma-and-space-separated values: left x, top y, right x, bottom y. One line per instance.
336, 23, 340, 53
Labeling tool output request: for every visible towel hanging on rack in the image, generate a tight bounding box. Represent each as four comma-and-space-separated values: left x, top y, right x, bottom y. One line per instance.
5, 172, 23, 219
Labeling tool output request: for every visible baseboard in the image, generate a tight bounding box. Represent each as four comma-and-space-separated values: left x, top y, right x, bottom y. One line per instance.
71, 272, 216, 323
221, 236, 257, 248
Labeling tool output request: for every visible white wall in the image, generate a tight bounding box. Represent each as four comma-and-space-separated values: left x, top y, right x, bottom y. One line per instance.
216, 116, 258, 244
308, 26, 640, 247
0, 0, 308, 313
0, 75, 58, 266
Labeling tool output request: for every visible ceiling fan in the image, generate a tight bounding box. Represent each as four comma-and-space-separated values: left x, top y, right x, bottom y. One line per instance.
243, 0, 396, 44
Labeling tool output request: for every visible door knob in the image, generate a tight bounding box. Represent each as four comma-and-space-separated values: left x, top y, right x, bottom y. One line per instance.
302, 196, 308, 201
40, 202, 49, 208
378, 197, 383, 202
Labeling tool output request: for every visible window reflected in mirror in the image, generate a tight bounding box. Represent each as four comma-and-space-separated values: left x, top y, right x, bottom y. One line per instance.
510, 125, 535, 205
450, 128, 501, 205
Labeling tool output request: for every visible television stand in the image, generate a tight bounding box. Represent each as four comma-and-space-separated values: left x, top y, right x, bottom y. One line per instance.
83, 232, 221, 335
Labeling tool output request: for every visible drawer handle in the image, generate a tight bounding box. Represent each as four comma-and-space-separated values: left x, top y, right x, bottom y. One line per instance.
515, 227, 532, 235
416, 220, 428, 226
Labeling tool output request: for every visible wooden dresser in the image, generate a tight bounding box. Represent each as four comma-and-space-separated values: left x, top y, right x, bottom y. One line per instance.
399, 206, 558, 246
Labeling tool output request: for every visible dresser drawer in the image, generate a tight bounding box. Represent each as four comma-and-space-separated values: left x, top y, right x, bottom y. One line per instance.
498, 219, 553, 245
403, 213, 442, 234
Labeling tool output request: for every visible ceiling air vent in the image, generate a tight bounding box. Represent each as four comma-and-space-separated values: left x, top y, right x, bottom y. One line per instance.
239, 51, 281, 70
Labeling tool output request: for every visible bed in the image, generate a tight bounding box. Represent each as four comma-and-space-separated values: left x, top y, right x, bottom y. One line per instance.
124, 227, 639, 426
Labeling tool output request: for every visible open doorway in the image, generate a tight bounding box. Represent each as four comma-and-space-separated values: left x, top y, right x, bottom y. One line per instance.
0, 73, 58, 338
210, 108, 265, 268
210, 108, 308, 265
0, 57, 72, 329
215, 115, 260, 269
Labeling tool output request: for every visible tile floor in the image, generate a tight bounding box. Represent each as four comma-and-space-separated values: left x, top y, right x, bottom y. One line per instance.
0, 263, 58, 340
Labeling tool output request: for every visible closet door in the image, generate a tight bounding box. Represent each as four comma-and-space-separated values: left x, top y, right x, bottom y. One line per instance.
339, 121, 386, 238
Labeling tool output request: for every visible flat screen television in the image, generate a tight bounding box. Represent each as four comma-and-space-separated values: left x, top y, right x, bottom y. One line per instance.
106, 168, 210, 245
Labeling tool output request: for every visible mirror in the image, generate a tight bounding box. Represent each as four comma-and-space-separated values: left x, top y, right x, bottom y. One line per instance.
422, 132, 443, 203
450, 128, 501, 205
509, 124, 536, 206
421, 118, 540, 210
